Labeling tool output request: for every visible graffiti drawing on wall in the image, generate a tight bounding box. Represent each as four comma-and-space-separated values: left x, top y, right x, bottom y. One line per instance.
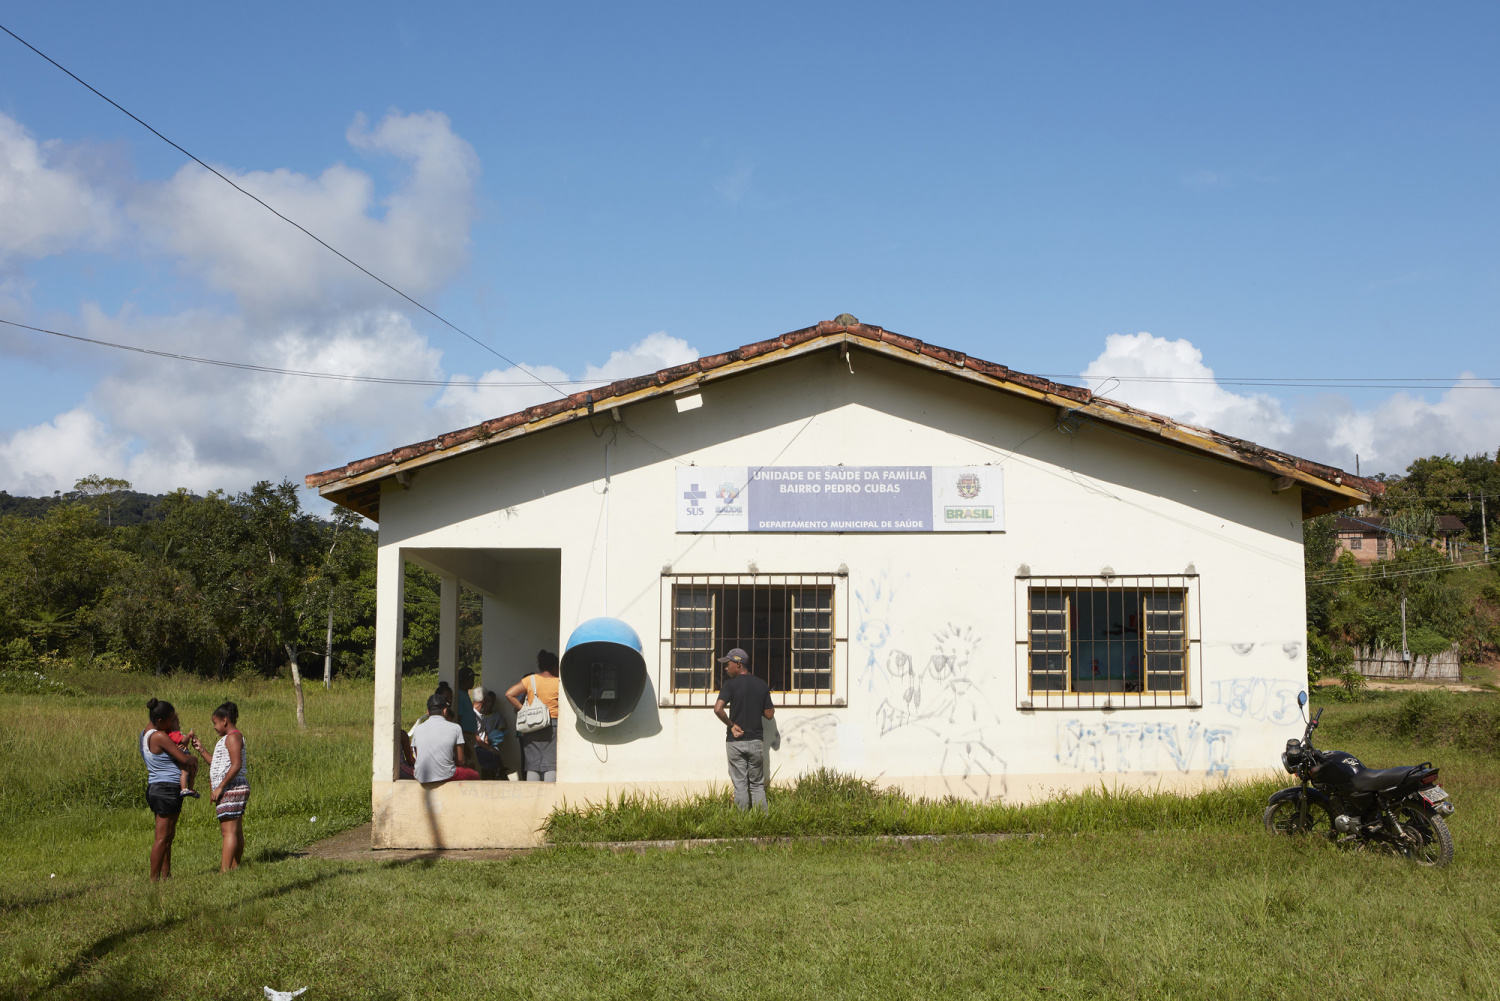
874, 623, 992, 738
940, 731, 1007, 802
777, 713, 841, 769
1208, 677, 1302, 724
853, 569, 1007, 798
1056, 719, 1235, 777
854, 571, 905, 693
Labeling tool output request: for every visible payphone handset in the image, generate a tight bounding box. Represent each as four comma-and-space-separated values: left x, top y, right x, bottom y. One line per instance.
589, 662, 618, 702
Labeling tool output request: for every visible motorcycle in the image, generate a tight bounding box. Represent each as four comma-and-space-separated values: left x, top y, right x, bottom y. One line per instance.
1264, 690, 1455, 867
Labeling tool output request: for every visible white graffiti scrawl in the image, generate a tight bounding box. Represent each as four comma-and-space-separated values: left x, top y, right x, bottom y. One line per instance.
778, 714, 841, 768
1208, 677, 1301, 724
1056, 720, 1235, 777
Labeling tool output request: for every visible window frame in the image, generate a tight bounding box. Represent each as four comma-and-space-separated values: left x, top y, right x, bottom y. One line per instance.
659, 572, 849, 708
1014, 574, 1201, 710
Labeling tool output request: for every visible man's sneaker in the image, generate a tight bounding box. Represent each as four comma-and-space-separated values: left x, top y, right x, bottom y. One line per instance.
181, 788, 201, 799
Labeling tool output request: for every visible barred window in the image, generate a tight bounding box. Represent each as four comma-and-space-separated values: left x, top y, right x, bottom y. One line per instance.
1018, 576, 1198, 708
671, 587, 715, 691
662, 574, 845, 707
1350, 537, 1362, 550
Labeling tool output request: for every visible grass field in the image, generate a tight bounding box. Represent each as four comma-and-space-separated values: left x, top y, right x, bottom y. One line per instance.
3, 671, 1499, 1000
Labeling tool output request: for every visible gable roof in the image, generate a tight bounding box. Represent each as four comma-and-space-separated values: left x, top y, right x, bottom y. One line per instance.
306, 316, 1379, 522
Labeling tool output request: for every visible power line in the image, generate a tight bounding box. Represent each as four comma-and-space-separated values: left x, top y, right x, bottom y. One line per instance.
1306, 556, 1496, 585
0, 21, 567, 398
0, 317, 602, 388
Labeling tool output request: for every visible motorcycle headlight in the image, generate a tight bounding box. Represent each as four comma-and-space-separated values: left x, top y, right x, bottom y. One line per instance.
1280, 751, 1293, 773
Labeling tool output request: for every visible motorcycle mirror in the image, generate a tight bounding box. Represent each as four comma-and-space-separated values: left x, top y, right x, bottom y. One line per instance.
1297, 690, 1308, 708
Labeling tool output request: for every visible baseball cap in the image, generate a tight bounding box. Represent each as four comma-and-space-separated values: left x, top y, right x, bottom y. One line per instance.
426, 693, 449, 714
717, 648, 749, 666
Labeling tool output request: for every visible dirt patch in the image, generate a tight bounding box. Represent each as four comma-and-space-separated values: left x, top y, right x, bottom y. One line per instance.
1315, 677, 1487, 693
297, 823, 531, 862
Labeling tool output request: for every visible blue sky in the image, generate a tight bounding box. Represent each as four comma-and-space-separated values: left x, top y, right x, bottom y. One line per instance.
1, 2, 1496, 496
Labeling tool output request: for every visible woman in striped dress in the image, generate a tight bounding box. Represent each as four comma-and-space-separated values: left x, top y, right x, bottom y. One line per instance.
192, 700, 249, 872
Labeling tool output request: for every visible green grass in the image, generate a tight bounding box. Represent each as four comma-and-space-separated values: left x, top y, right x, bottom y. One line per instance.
545, 768, 1285, 844
4, 680, 1500, 1000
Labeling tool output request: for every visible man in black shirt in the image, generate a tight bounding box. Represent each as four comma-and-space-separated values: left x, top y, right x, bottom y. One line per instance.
713, 648, 775, 811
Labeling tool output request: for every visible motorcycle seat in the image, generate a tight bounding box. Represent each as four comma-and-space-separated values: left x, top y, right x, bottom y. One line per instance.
1348, 765, 1419, 793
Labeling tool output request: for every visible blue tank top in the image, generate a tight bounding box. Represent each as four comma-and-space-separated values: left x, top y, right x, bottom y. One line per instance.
140, 729, 180, 785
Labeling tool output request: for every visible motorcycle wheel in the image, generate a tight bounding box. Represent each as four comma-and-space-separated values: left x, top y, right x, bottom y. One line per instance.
1263, 797, 1333, 838
1391, 807, 1454, 868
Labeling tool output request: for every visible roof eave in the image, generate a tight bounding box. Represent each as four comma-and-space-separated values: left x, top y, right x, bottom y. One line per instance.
311, 327, 1374, 522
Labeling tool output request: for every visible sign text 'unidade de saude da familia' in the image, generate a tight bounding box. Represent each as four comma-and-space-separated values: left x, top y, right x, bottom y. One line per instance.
675, 466, 1004, 533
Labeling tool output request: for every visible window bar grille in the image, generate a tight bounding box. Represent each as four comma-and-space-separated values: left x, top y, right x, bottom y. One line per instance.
663, 573, 842, 708
1018, 574, 1198, 710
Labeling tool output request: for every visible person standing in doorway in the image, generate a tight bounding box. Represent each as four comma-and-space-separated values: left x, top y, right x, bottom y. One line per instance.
713, 648, 774, 811
454, 667, 482, 776
505, 650, 560, 782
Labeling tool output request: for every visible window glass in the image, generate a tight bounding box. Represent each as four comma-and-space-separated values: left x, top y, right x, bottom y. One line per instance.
670, 581, 836, 694
1027, 584, 1188, 696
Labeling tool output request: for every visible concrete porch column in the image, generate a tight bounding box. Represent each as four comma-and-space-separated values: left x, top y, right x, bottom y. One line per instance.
372, 544, 406, 782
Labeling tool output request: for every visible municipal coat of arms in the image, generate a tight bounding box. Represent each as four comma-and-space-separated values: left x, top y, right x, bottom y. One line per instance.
956, 472, 981, 499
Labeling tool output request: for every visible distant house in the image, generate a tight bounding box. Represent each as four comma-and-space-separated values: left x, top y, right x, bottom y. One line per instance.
1334, 515, 1467, 564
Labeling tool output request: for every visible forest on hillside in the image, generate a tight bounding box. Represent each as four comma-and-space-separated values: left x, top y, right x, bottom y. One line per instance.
0, 477, 482, 724
1, 452, 1497, 708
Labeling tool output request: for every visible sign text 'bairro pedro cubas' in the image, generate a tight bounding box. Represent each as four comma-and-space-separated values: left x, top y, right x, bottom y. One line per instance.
676, 466, 1004, 533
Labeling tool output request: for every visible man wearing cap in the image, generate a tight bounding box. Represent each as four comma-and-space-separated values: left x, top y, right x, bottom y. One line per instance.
407, 694, 479, 784
713, 648, 775, 811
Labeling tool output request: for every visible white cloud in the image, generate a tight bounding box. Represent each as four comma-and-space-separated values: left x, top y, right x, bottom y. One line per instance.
0, 408, 128, 496
437, 332, 699, 431
0, 109, 698, 498
582, 331, 697, 382
129, 110, 478, 317
0, 112, 122, 262
1081, 333, 1291, 440
1081, 333, 1500, 474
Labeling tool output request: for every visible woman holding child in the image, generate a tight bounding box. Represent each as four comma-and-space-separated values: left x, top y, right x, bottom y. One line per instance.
140, 698, 198, 881
140, 697, 250, 878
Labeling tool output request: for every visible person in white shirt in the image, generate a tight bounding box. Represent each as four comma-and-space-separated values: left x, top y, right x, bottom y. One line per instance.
407, 694, 477, 784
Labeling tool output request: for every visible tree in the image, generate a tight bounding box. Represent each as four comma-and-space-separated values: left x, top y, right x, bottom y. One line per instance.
236, 481, 323, 728
305, 507, 373, 689
94, 554, 216, 674
152, 490, 253, 679
0, 504, 122, 656
72, 475, 132, 528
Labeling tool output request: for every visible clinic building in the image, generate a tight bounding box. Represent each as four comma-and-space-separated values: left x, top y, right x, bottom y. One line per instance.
307, 316, 1374, 848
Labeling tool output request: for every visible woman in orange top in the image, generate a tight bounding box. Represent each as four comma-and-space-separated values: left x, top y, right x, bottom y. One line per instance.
506, 649, 560, 782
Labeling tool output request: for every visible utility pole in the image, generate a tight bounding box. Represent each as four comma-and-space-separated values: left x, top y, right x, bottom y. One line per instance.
1401, 590, 1410, 667
1483, 492, 1489, 557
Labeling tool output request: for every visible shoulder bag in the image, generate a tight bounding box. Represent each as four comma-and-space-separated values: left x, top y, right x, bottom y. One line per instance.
515, 675, 551, 734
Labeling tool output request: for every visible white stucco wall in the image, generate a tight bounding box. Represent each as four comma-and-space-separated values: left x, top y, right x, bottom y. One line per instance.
368, 349, 1310, 847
